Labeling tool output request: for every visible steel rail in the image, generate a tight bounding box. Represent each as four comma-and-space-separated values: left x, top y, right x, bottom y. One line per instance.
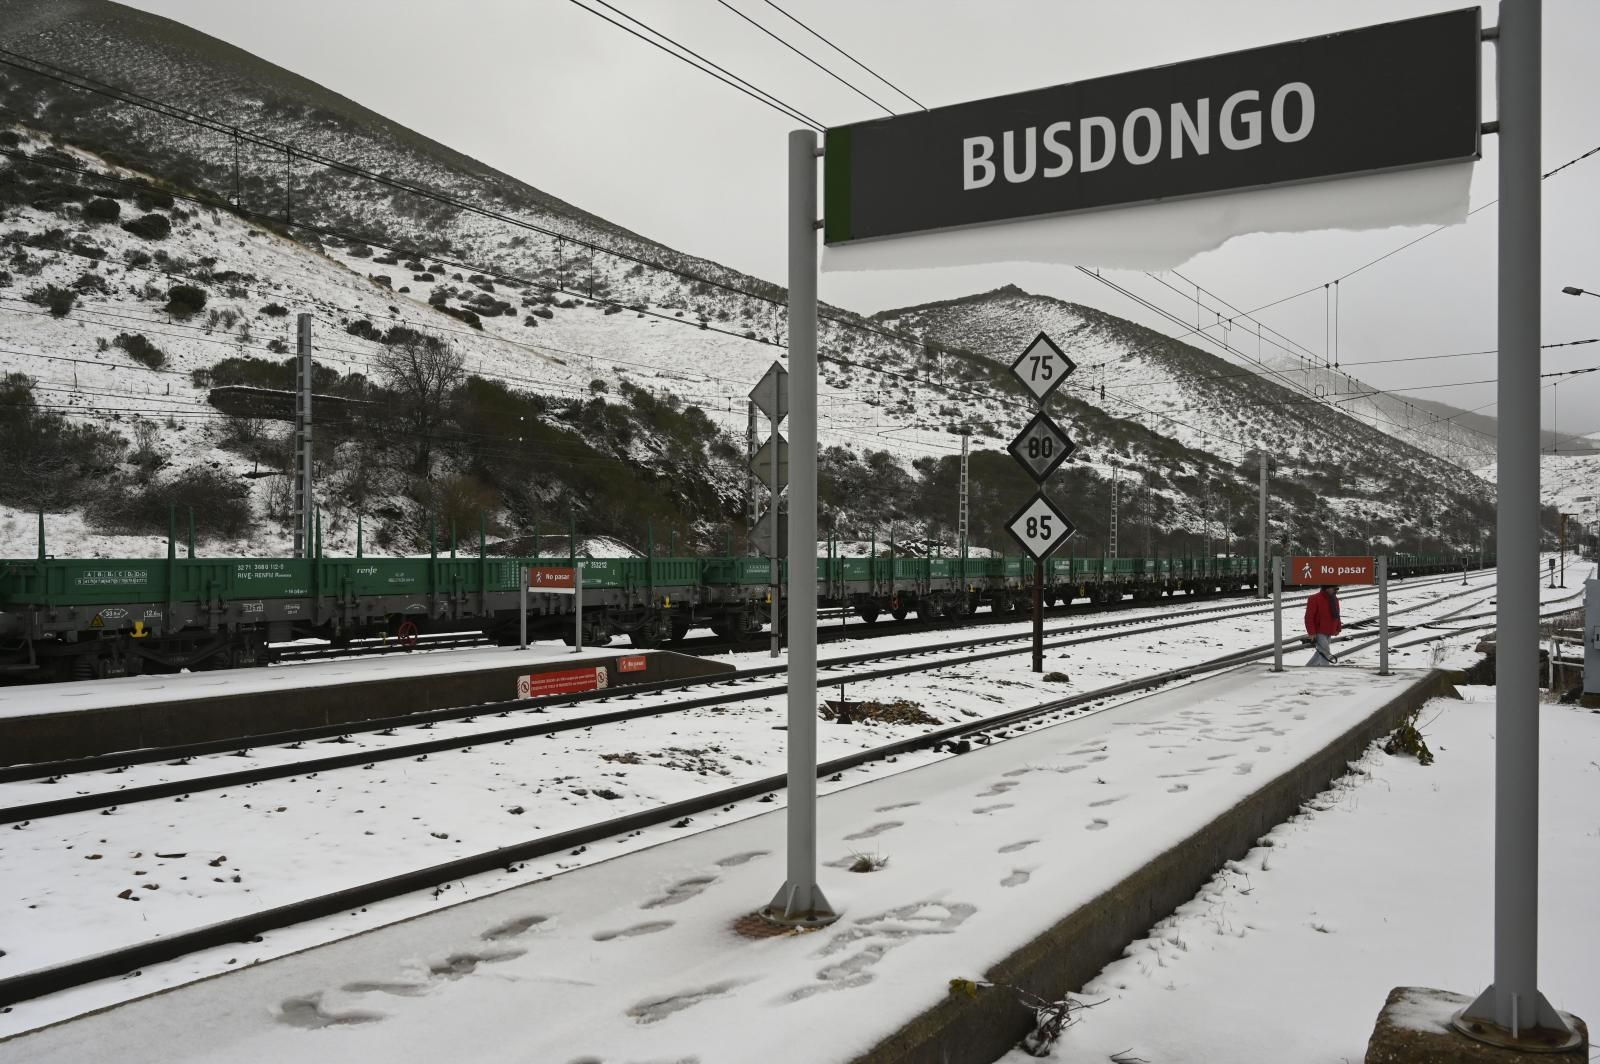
0, 574, 1497, 823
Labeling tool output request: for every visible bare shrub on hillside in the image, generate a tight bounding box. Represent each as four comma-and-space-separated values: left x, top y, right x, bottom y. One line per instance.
0, 373, 124, 511
375, 335, 464, 475
93, 467, 253, 539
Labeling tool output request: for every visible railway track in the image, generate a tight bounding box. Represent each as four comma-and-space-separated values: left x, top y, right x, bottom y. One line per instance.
0, 589, 1351, 817
0, 568, 1527, 1010
0, 565, 1495, 791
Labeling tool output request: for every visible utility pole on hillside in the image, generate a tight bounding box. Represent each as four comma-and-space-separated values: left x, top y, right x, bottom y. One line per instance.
1257, 451, 1269, 598
291, 313, 313, 559
746, 400, 759, 545
958, 427, 971, 591
1109, 463, 1120, 559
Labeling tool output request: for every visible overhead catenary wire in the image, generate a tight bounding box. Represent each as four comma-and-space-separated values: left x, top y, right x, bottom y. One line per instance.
708, 0, 896, 115
756, 0, 928, 111
565, 0, 824, 130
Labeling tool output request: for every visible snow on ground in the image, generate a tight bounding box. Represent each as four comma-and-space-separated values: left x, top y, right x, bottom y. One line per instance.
2, 664, 1439, 1064
1001, 686, 1600, 1064
0, 565, 1583, 1042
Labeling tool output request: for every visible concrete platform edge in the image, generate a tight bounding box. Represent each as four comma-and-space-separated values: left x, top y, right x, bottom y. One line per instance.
0, 651, 733, 764
849, 667, 1462, 1064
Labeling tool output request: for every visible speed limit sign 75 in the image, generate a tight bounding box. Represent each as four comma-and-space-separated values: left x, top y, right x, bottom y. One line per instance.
1009, 332, 1077, 403
1007, 493, 1077, 560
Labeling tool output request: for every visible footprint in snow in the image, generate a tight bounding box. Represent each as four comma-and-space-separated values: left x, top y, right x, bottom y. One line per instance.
277, 994, 383, 1029
1167, 783, 1189, 793
714, 850, 769, 867
592, 920, 673, 942
1085, 818, 1110, 831
641, 876, 717, 910
997, 839, 1037, 854
1000, 868, 1032, 888
481, 914, 548, 941
843, 821, 902, 841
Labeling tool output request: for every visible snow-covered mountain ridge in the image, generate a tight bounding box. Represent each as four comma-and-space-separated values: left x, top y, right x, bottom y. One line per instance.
1, 0, 1553, 559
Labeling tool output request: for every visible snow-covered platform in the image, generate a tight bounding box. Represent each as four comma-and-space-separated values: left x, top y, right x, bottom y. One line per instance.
0, 665, 1455, 1064
0, 645, 731, 765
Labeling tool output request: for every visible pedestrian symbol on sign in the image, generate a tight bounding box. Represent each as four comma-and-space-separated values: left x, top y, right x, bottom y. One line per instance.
1301, 561, 1313, 581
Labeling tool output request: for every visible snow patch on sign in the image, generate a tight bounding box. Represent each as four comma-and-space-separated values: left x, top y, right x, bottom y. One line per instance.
823, 162, 1474, 273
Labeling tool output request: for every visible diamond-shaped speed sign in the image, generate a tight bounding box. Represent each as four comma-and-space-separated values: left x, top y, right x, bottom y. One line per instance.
1006, 493, 1077, 561
752, 433, 789, 492
1008, 410, 1075, 482
1009, 332, 1076, 403
749, 361, 788, 424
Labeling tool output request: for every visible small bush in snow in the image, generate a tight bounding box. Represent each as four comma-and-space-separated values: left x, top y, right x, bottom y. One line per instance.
437, 305, 482, 329
121, 212, 172, 240
346, 319, 381, 342
26, 283, 76, 317
95, 466, 254, 539
123, 248, 152, 268
72, 270, 109, 296
83, 197, 121, 223
114, 332, 166, 370
260, 303, 289, 317
346, 243, 372, 259
165, 283, 207, 318
134, 187, 175, 212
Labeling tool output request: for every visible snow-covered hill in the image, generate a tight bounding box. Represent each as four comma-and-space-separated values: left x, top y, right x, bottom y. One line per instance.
0, 1, 1545, 561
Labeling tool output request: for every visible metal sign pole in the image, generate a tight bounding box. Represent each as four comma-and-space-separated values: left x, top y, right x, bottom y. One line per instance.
770, 391, 782, 658
1033, 558, 1044, 672
574, 563, 583, 654
519, 570, 528, 651
1258, 452, 1268, 598
1272, 556, 1283, 672
1458, 0, 1575, 1045
766, 128, 834, 926
1378, 555, 1390, 676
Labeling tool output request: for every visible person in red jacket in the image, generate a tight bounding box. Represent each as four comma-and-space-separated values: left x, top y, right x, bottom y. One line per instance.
1304, 585, 1342, 666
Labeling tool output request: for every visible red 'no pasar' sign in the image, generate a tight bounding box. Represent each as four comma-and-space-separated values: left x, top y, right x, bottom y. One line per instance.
1288, 556, 1375, 586
528, 566, 577, 593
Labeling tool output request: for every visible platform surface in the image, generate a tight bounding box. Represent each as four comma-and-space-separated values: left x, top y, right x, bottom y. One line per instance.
0, 664, 1443, 1063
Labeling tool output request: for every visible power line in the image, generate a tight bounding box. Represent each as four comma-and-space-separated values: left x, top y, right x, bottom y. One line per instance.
709, 0, 895, 115
566, 0, 824, 129
1197, 139, 1600, 323
757, 0, 927, 111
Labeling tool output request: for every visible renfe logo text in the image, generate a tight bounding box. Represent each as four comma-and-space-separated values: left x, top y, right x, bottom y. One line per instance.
961, 83, 1315, 190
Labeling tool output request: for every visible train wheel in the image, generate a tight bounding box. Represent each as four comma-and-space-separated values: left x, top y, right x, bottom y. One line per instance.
891, 606, 908, 622
856, 606, 880, 625
668, 620, 690, 643
397, 620, 420, 650
630, 622, 662, 648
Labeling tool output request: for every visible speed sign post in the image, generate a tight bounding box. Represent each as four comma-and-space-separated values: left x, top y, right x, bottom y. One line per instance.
1007, 332, 1079, 672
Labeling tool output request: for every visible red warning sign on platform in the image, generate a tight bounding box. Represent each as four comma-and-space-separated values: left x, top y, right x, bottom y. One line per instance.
618, 655, 648, 673
528, 567, 577, 593
1288, 556, 1375, 586
517, 666, 608, 699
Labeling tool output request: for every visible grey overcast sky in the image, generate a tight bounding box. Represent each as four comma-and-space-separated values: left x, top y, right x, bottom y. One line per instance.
121, 0, 1600, 442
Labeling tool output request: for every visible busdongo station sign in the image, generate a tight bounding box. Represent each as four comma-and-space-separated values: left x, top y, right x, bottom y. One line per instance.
823, 7, 1480, 246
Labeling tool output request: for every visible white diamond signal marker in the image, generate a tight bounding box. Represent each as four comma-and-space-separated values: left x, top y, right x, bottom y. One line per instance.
1007, 493, 1077, 561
